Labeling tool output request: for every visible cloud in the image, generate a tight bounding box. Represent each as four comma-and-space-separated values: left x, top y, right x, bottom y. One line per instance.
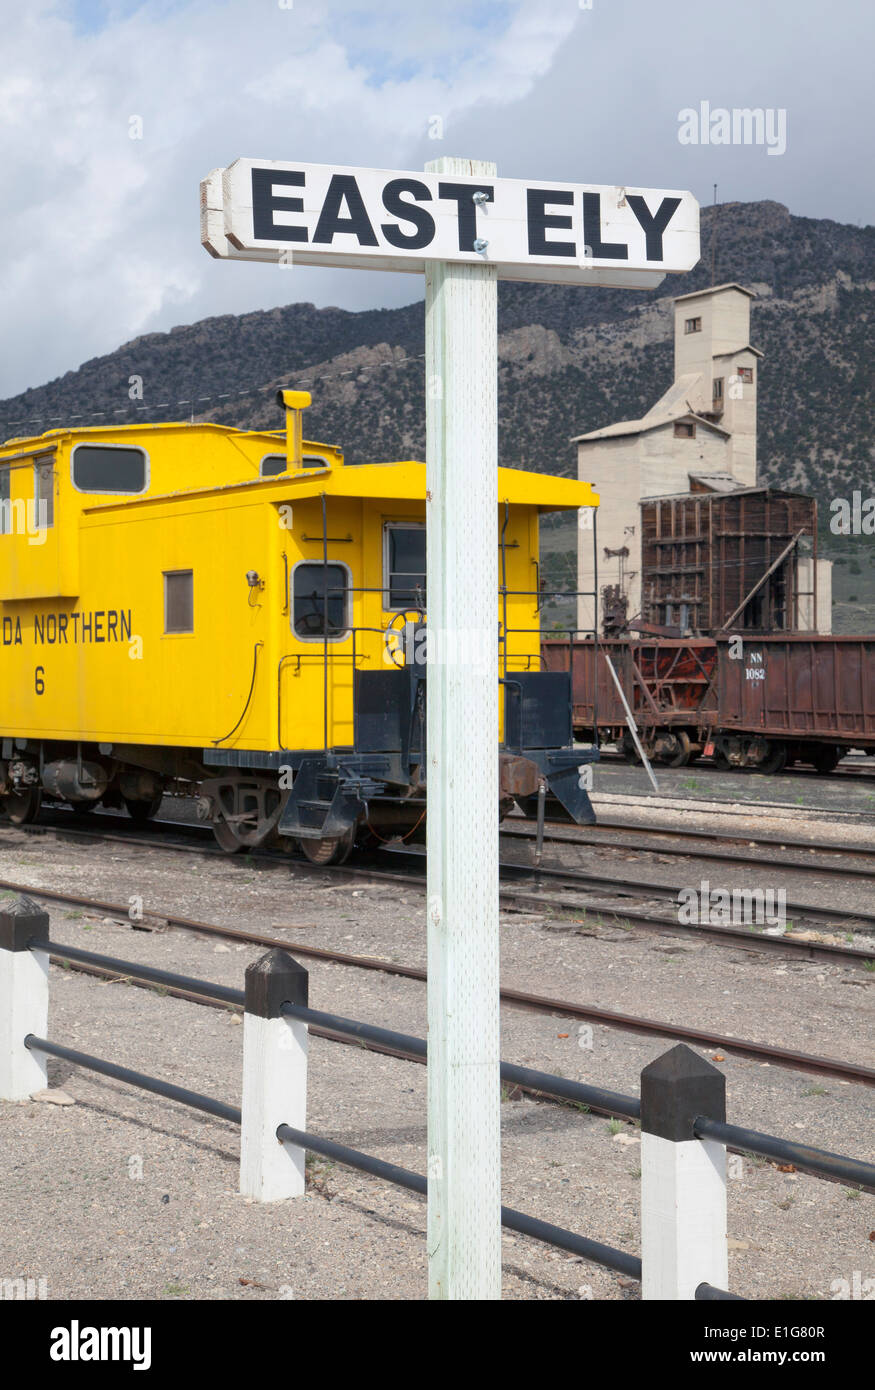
0, 0, 578, 396
0, 0, 872, 400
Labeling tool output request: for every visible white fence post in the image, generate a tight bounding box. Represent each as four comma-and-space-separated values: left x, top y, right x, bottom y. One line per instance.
0, 895, 51, 1101
640, 1043, 728, 1299
240, 948, 309, 1202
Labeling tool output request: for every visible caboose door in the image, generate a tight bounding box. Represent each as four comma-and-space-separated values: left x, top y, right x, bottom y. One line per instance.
281, 559, 355, 752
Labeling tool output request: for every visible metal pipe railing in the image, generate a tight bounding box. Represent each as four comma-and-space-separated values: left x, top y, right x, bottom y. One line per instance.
24, 1035, 241, 1125
696, 1282, 745, 1301
279, 1001, 640, 1119
276, 1123, 642, 1280
22, 934, 874, 1191
694, 1116, 875, 1190
29, 937, 244, 1008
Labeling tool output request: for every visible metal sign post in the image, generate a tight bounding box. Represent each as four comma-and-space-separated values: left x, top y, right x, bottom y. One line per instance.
201, 155, 699, 1302
423, 157, 500, 1299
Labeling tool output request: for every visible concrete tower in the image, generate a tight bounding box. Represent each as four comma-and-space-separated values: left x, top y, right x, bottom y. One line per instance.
574, 283, 762, 633
672, 283, 760, 485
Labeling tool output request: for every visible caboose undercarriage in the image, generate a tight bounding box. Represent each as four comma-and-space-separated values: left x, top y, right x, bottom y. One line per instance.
0, 670, 597, 859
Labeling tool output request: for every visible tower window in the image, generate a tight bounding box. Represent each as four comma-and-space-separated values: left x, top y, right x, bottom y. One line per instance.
684, 317, 702, 334
674, 421, 696, 439
712, 377, 724, 400
738, 366, 754, 384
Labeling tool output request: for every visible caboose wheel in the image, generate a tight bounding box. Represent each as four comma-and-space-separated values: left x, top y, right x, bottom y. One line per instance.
207, 779, 286, 853
3, 787, 43, 825
212, 817, 245, 853
300, 829, 356, 865
123, 795, 163, 825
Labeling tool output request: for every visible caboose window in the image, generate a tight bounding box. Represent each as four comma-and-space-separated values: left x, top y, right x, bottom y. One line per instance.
260, 452, 332, 476
260, 454, 287, 477
292, 562, 350, 640
164, 570, 194, 634
72, 444, 148, 493
34, 458, 55, 528
383, 523, 426, 610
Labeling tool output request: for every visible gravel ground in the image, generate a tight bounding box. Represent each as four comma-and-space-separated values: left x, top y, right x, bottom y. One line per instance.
0, 806, 872, 1302
592, 754, 875, 821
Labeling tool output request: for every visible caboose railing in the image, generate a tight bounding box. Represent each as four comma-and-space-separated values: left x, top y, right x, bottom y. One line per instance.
281, 492, 601, 752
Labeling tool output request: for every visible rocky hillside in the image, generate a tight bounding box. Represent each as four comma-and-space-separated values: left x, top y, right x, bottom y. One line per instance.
2, 199, 873, 628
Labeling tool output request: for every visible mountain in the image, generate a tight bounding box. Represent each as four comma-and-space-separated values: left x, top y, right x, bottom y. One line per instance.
2, 200, 873, 628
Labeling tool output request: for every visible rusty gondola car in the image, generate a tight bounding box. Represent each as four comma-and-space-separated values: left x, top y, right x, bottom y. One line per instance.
542, 635, 875, 772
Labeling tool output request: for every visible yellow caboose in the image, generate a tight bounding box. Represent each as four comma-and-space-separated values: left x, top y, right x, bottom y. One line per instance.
0, 393, 599, 858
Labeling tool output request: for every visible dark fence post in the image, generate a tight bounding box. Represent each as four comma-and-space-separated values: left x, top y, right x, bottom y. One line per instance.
240, 948, 309, 1202
640, 1043, 728, 1299
0, 895, 50, 1100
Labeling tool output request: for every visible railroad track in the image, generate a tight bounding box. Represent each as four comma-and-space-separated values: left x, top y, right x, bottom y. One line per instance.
29, 803, 875, 880
389, 846, 875, 957
501, 818, 875, 880
12, 879, 873, 1091
5, 810, 874, 965
592, 790, 875, 822
597, 749, 875, 783
583, 816, 875, 860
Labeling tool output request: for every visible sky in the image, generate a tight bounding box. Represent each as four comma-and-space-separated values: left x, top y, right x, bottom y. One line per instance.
0, 0, 871, 398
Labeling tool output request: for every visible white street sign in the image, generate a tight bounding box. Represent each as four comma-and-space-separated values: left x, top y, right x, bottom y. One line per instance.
202, 159, 699, 289
201, 152, 700, 1302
